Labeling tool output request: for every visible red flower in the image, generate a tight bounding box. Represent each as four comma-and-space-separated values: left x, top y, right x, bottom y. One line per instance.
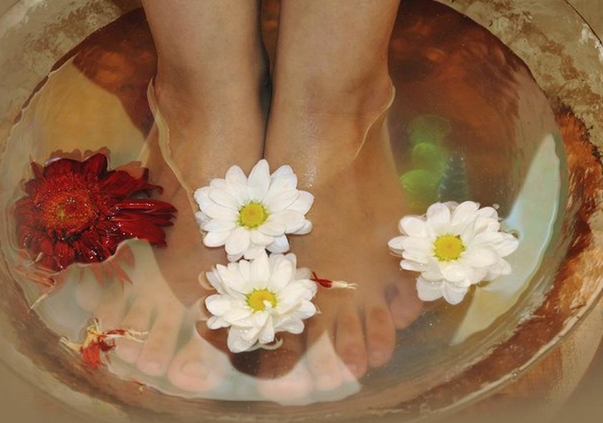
14, 153, 176, 272
61, 319, 147, 369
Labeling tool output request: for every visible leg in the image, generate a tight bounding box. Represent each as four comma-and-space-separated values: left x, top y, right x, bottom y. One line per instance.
262, 0, 422, 391
142, 0, 268, 189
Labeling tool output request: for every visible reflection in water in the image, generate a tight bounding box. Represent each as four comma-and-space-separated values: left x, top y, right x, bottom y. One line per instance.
0, 0, 565, 411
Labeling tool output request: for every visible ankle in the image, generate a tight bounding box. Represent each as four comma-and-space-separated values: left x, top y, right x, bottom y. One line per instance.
272, 68, 393, 120
154, 49, 270, 113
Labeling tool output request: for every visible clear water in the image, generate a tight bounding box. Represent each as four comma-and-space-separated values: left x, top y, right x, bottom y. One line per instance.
0, 0, 567, 410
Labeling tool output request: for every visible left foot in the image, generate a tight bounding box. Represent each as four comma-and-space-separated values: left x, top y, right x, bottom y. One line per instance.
262, 75, 423, 394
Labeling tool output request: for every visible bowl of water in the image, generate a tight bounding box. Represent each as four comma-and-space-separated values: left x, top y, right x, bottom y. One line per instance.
0, 0, 602, 422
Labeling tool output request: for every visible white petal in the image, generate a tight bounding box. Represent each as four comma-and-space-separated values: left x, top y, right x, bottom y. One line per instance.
267, 235, 290, 254
294, 300, 317, 319
250, 251, 271, 283
248, 159, 271, 200
209, 178, 227, 190
258, 320, 276, 345
293, 219, 313, 235
268, 257, 294, 292
206, 316, 230, 330
205, 269, 224, 291
400, 216, 429, 237
400, 259, 427, 272
258, 219, 286, 237
202, 219, 237, 233
442, 282, 469, 305
476, 205, 499, 220
277, 318, 304, 335
222, 304, 254, 323
205, 295, 234, 316
451, 201, 479, 228
227, 252, 243, 262
401, 237, 432, 256
462, 247, 498, 267
440, 263, 467, 283
263, 189, 299, 212
225, 227, 251, 256
288, 191, 314, 215
228, 327, 256, 353
243, 244, 265, 260
416, 277, 443, 302
203, 230, 231, 247
202, 201, 238, 220
271, 164, 295, 180
225, 165, 248, 186
250, 230, 274, 246
388, 236, 406, 255
238, 259, 251, 281
269, 210, 305, 233
426, 202, 452, 232
193, 186, 211, 209
209, 187, 240, 209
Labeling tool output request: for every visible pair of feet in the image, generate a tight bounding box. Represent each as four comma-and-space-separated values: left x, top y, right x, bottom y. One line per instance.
77, 69, 423, 400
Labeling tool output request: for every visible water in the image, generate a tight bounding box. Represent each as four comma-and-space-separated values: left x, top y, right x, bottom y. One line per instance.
0, 0, 568, 415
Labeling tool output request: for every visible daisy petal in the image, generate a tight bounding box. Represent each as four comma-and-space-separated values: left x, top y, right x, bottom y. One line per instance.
247, 159, 271, 200
225, 227, 251, 256
267, 235, 290, 254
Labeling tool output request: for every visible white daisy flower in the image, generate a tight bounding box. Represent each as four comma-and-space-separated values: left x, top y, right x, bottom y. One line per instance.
388, 201, 519, 305
204, 251, 318, 353
194, 159, 314, 262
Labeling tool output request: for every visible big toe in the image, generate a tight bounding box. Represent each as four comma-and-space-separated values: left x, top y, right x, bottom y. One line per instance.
306, 320, 346, 391
256, 334, 313, 402
136, 302, 184, 376
167, 331, 224, 392
114, 297, 154, 363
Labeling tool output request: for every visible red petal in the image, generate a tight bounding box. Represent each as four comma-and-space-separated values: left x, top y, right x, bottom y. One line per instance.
82, 153, 109, 179
53, 240, 76, 270
115, 218, 168, 246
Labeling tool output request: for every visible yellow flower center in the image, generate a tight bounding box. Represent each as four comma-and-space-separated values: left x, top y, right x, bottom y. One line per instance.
433, 234, 465, 262
247, 289, 277, 312
238, 201, 269, 229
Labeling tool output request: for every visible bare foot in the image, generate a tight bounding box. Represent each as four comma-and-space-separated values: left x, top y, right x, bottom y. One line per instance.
263, 80, 423, 392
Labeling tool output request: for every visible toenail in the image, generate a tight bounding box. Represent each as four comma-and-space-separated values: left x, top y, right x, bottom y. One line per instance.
182, 362, 209, 378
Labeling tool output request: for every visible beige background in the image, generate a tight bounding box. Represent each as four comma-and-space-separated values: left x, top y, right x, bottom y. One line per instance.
0, 1, 601, 423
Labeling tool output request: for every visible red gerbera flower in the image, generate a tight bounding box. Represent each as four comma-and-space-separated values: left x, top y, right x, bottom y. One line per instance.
13, 153, 177, 272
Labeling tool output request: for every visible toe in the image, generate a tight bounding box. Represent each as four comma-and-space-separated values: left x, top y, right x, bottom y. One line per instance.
136, 302, 184, 376
114, 297, 154, 363
93, 282, 132, 329
256, 333, 313, 402
334, 308, 368, 379
305, 313, 344, 390
364, 297, 396, 368
389, 280, 423, 329
74, 276, 104, 313
167, 331, 224, 392
257, 333, 305, 379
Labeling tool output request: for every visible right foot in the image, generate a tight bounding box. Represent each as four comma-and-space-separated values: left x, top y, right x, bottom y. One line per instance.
76, 50, 268, 389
